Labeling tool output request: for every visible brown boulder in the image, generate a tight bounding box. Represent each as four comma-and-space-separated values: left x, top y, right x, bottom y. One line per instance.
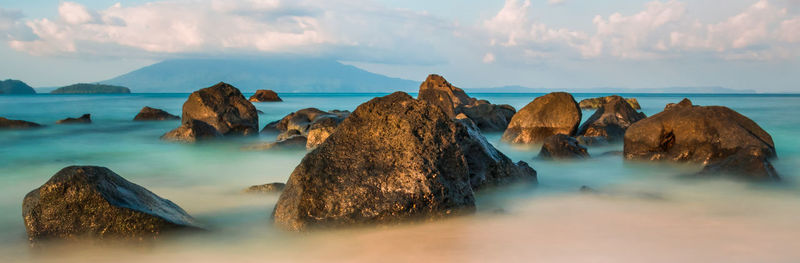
502, 92, 582, 144
163, 82, 258, 142
56, 114, 91, 124
249, 89, 282, 102
0, 117, 41, 129
579, 96, 641, 110
161, 119, 222, 142
577, 95, 646, 142
417, 75, 515, 132
538, 134, 590, 159
133, 106, 179, 121
261, 108, 349, 149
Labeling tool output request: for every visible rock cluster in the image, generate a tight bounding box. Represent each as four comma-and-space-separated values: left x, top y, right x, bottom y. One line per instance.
162, 82, 258, 142
417, 75, 515, 132
249, 90, 282, 102
576, 95, 646, 142
579, 96, 641, 110
133, 106, 180, 121
260, 108, 350, 150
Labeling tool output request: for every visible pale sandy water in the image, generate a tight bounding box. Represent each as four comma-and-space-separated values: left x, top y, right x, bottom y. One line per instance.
0, 93, 799, 262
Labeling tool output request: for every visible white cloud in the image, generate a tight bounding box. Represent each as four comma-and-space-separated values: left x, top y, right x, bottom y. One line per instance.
547, 0, 566, 5
483, 52, 496, 63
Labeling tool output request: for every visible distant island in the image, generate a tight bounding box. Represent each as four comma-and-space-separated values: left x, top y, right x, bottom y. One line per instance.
0, 79, 36, 94
100, 57, 418, 93
50, 83, 131, 94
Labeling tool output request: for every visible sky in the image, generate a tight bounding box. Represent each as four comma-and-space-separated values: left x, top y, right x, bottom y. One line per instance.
0, 0, 798, 92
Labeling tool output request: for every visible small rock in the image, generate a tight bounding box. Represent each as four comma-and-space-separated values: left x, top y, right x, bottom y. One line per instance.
56, 114, 91, 124
243, 183, 286, 194
249, 90, 282, 102
538, 134, 590, 159
0, 117, 41, 129
133, 106, 179, 121
161, 120, 222, 143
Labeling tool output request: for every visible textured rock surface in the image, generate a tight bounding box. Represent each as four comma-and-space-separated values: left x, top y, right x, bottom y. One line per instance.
579, 96, 641, 110
272, 92, 476, 231
262, 108, 349, 149
577, 95, 646, 142
538, 134, 590, 159
0, 117, 41, 129
417, 75, 515, 132
161, 120, 222, 142
22, 166, 200, 242
696, 147, 780, 181
162, 82, 257, 141
249, 89, 282, 102
133, 106, 180, 121
502, 92, 581, 144
459, 102, 516, 132
56, 114, 91, 124
243, 183, 286, 194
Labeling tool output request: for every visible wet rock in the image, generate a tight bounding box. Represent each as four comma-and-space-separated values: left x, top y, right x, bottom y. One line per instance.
579, 96, 641, 110
261, 108, 349, 149
502, 92, 581, 144
538, 134, 590, 159
696, 147, 780, 181
249, 89, 282, 102
162, 82, 258, 142
243, 183, 286, 194
577, 95, 646, 142
161, 120, 222, 143
22, 166, 200, 242
56, 114, 91, 124
0, 117, 41, 129
272, 92, 476, 231
417, 74, 515, 132
133, 106, 180, 121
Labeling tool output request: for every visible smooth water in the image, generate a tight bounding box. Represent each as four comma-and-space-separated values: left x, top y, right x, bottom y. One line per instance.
1, 93, 799, 262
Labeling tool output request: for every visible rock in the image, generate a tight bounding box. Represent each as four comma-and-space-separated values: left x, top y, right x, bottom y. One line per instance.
133, 106, 180, 121
579, 96, 641, 110
249, 90, 282, 102
454, 114, 537, 189
22, 166, 200, 242
305, 115, 343, 149
262, 108, 349, 149
162, 82, 258, 141
502, 92, 582, 144
576, 95, 646, 142
56, 114, 91, 124
272, 92, 476, 231
576, 136, 608, 146
663, 98, 693, 111
696, 146, 780, 181
459, 103, 516, 132
538, 134, 590, 159
161, 120, 222, 142
243, 183, 286, 194
243, 135, 308, 151
0, 117, 41, 129
417, 74, 515, 132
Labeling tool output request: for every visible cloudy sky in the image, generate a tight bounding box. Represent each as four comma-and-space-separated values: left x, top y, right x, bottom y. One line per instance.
1, 0, 798, 91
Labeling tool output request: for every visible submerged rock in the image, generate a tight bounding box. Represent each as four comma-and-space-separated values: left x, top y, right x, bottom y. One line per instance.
56, 114, 91, 124
577, 95, 646, 142
161, 120, 222, 142
0, 117, 41, 129
538, 134, 590, 159
249, 90, 282, 102
417, 74, 515, 132
502, 92, 581, 144
244, 183, 286, 194
22, 166, 200, 242
579, 96, 641, 110
133, 106, 180, 121
272, 92, 476, 231
163, 82, 258, 142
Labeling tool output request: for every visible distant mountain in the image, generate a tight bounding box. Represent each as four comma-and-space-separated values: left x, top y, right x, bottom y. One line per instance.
100, 57, 419, 93
0, 79, 36, 94
51, 83, 131, 94
470, 85, 757, 94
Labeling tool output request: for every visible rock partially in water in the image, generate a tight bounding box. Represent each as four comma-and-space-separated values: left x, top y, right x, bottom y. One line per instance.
696, 147, 780, 181
538, 134, 590, 160
459, 102, 516, 132
417, 74, 515, 132
163, 82, 258, 142
133, 106, 180, 121
576, 136, 608, 146
161, 120, 222, 143
579, 96, 641, 110
56, 114, 91, 124
243, 135, 308, 151
243, 183, 286, 194
502, 92, 581, 144
577, 95, 646, 142
262, 108, 349, 149
272, 92, 476, 231
249, 90, 282, 102
22, 166, 200, 242
0, 117, 41, 129
305, 115, 344, 150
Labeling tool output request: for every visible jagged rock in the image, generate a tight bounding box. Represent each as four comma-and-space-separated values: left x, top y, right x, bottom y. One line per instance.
162, 82, 258, 142
161, 120, 222, 142
577, 95, 646, 142
579, 96, 641, 110
22, 166, 200, 242
133, 106, 180, 121
56, 114, 91, 124
502, 92, 581, 144
249, 90, 282, 102
0, 117, 41, 129
417, 74, 515, 132
538, 134, 590, 159
243, 183, 286, 194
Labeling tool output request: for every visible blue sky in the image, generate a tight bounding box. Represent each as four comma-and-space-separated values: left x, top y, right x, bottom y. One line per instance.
0, 0, 798, 91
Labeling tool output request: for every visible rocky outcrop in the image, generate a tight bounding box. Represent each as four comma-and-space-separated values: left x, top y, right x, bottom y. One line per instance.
576, 95, 646, 142
56, 114, 91, 124
579, 96, 641, 110
0, 117, 41, 129
261, 108, 349, 150
243, 183, 286, 194
161, 120, 222, 142
249, 90, 282, 102
417, 75, 516, 132
22, 166, 200, 242
624, 99, 778, 180
133, 106, 180, 121
272, 92, 477, 231
538, 134, 590, 159
502, 92, 582, 144
162, 82, 258, 142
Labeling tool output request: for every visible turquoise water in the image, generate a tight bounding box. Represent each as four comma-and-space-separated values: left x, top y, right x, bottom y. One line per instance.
1, 93, 799, 262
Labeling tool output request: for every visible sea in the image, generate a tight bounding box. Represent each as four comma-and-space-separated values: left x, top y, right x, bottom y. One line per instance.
1, 93, 799, 262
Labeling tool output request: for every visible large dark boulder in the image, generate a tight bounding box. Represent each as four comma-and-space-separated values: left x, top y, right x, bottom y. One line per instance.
538, 134, 590, 159
417, 74, 515, 132
502, 92, 582, 144
162, 82, 258, 142
577, 95, 646, 142
0, 117, 41, 129
56, 114, 91, 124
249, 89, 282, 102
22, 166, 200, 242
133, 106, 180, 121
272, 92, 476, 231
579, 96, 640, 110
161, 119, 222, 142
